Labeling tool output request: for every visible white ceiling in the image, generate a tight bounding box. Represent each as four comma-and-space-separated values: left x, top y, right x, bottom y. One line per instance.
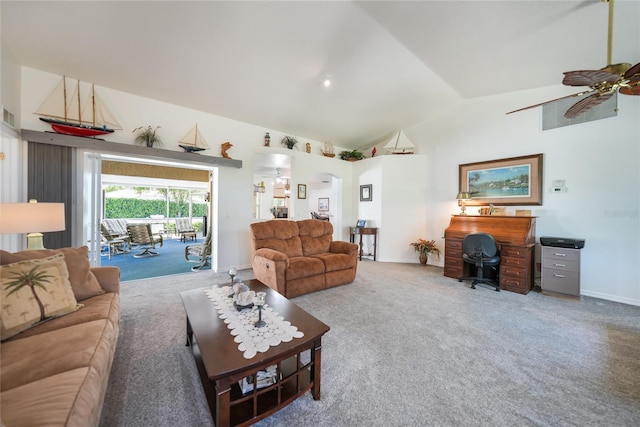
2, 1, 639, 150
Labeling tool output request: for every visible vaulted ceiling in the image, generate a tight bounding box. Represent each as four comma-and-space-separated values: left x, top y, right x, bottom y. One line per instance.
2, 1, 639, 150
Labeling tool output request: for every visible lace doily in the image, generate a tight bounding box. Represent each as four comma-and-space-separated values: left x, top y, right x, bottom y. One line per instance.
204, 286, 304, 359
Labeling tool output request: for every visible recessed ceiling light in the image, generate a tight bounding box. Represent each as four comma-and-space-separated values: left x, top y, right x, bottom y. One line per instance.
323, 78, 331, 88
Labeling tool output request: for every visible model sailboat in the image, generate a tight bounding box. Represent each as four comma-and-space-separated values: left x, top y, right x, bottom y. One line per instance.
35, 77, 122, 137
321, 141, 335, 157
383, 130, 415, 154
178, 123, 209, 153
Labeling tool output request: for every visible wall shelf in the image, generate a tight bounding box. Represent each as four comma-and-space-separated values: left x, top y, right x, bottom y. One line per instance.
21, 129, 242, 169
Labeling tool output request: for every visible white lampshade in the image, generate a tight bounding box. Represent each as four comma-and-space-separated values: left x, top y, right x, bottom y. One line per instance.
0, 201, 65, 249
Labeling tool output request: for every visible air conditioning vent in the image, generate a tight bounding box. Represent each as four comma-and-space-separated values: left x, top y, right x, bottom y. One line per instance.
2, 106, 15, 128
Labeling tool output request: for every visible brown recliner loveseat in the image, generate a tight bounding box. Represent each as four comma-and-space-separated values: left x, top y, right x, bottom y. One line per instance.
250, 219, 358, 298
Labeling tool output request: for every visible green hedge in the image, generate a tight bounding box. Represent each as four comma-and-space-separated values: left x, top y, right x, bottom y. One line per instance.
105, 198, 206, 219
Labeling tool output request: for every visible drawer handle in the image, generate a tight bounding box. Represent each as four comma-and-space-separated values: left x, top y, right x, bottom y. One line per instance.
554, 253, 566, 257
553, 274, 566, 278
554, 263, 566, 267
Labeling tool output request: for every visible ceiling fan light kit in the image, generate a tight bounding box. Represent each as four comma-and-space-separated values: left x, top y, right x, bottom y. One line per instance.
507, 0, 639, 119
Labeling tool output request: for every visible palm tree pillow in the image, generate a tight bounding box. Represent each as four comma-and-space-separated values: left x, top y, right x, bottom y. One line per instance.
0, 253, 81, 340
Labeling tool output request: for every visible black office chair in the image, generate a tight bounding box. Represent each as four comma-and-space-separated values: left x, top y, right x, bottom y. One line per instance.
458, 232, 501, 291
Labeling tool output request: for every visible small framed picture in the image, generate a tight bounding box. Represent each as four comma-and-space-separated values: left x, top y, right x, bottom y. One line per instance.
356, 219, 366, 227
297, 184, 307, 199
318, 198, 329, 211
360, 184, 372, 202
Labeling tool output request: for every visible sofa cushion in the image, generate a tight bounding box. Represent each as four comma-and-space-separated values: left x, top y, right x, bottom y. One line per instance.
286, 256, 325, 280
0, 367, 97, 427
311, 253, 357, 272
298, 219, 333, 255
0, 254, 81, 341
250, 221, 303, 258
1, 319, 115, 391
0, 246, 105, 301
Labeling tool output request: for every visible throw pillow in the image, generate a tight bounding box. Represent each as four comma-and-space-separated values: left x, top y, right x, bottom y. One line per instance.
0, 246, 104, 301
0, 253, 82, 341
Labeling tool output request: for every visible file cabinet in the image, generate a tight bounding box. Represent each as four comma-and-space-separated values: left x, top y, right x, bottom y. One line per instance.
541, 246, 581, 296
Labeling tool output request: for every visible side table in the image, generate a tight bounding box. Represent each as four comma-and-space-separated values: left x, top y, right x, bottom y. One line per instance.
349, 227, 378, 261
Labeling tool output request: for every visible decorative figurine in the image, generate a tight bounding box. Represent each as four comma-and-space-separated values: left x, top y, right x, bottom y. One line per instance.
372, 147, 377, 157
221, 141, 233, 158
305, 142, 311, 153
264, 132, 270, 147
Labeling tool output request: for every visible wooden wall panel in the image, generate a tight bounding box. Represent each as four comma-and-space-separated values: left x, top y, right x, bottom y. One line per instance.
27, 142, 73, 248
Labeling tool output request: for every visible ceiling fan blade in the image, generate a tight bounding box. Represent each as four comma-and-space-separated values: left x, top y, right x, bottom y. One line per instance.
601, 63, 631, 75
623, 62, 640, 79
619, 79, 640, 96
564, 92, 613, 119
506, 90, 593, 115
563, 70, 621, 87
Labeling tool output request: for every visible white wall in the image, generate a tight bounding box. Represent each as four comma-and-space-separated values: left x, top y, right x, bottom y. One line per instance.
0, 43, 25, 251
17, 67, 354, 272
352, 155, 430, 263
10, 66, 640, 305
417, 87, 640, 306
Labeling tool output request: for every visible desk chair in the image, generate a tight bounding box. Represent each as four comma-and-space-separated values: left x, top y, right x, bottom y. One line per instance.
127, 224, 160, 258
458, 232, 500, 291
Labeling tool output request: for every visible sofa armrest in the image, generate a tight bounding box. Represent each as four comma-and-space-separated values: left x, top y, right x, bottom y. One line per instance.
255, 248, 289, 263
91, 267, 121, 293
253, 248, 289, 295
330, 241, 359, 257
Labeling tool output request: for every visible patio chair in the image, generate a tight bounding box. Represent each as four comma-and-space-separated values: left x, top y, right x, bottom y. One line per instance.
146, 223, 164, 247
103, 218, 128, 238
100, 222, 130, 260
175, 218, 196, 242
185, 229, 212, 271
127, 223, 160, 258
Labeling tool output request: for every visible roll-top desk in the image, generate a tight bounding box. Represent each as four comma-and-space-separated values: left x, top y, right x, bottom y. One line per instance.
444, 215, 536, 294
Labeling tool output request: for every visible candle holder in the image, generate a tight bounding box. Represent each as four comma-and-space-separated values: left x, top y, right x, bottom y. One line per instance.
254, 292, 266, 328
228, 266, 237, 298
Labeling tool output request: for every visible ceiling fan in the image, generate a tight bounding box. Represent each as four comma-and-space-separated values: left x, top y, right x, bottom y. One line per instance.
507, 0, 640, 119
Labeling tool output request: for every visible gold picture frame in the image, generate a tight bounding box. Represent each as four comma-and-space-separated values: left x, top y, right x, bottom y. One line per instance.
459, 154, 543, 206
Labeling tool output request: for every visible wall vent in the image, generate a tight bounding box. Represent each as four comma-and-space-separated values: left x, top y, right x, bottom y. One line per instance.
2, 106, 15, 129
542, 92, 617, 131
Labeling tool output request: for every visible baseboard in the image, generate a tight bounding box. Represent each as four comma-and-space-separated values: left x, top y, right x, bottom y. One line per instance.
580, 289, 640, 307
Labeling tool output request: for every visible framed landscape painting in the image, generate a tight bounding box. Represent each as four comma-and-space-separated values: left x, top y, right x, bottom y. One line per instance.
459, 154, 543, 206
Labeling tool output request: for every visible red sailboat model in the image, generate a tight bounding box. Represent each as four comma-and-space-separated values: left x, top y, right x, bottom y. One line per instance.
35, 77, 122, 137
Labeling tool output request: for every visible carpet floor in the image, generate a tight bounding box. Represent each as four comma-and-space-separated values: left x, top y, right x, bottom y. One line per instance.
99, 261, 640, 426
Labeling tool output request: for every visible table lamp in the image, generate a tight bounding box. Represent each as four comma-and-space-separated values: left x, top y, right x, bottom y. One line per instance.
456, 192, 471, 215
0, 200, 66, 249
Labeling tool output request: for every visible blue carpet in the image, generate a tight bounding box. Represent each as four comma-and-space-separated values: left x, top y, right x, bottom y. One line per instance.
100, 234, 207, 281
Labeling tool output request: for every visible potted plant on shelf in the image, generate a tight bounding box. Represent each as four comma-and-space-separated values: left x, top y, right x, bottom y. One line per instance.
133, 125, 161, 147
281, 136, 298, 149
339, 150, 365, 161
410, 238, 440, 265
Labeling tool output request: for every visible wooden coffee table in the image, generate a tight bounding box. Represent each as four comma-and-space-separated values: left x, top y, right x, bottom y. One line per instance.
180, 279, 330, 427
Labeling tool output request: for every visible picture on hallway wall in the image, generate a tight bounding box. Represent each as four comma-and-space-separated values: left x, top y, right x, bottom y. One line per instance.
360, 184, 372, 202
297, 184, 306, 199
318, 198, 329, 211
459, 154, 543, 206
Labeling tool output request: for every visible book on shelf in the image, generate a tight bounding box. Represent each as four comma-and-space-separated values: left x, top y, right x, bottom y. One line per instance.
238, 365, 279, 394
